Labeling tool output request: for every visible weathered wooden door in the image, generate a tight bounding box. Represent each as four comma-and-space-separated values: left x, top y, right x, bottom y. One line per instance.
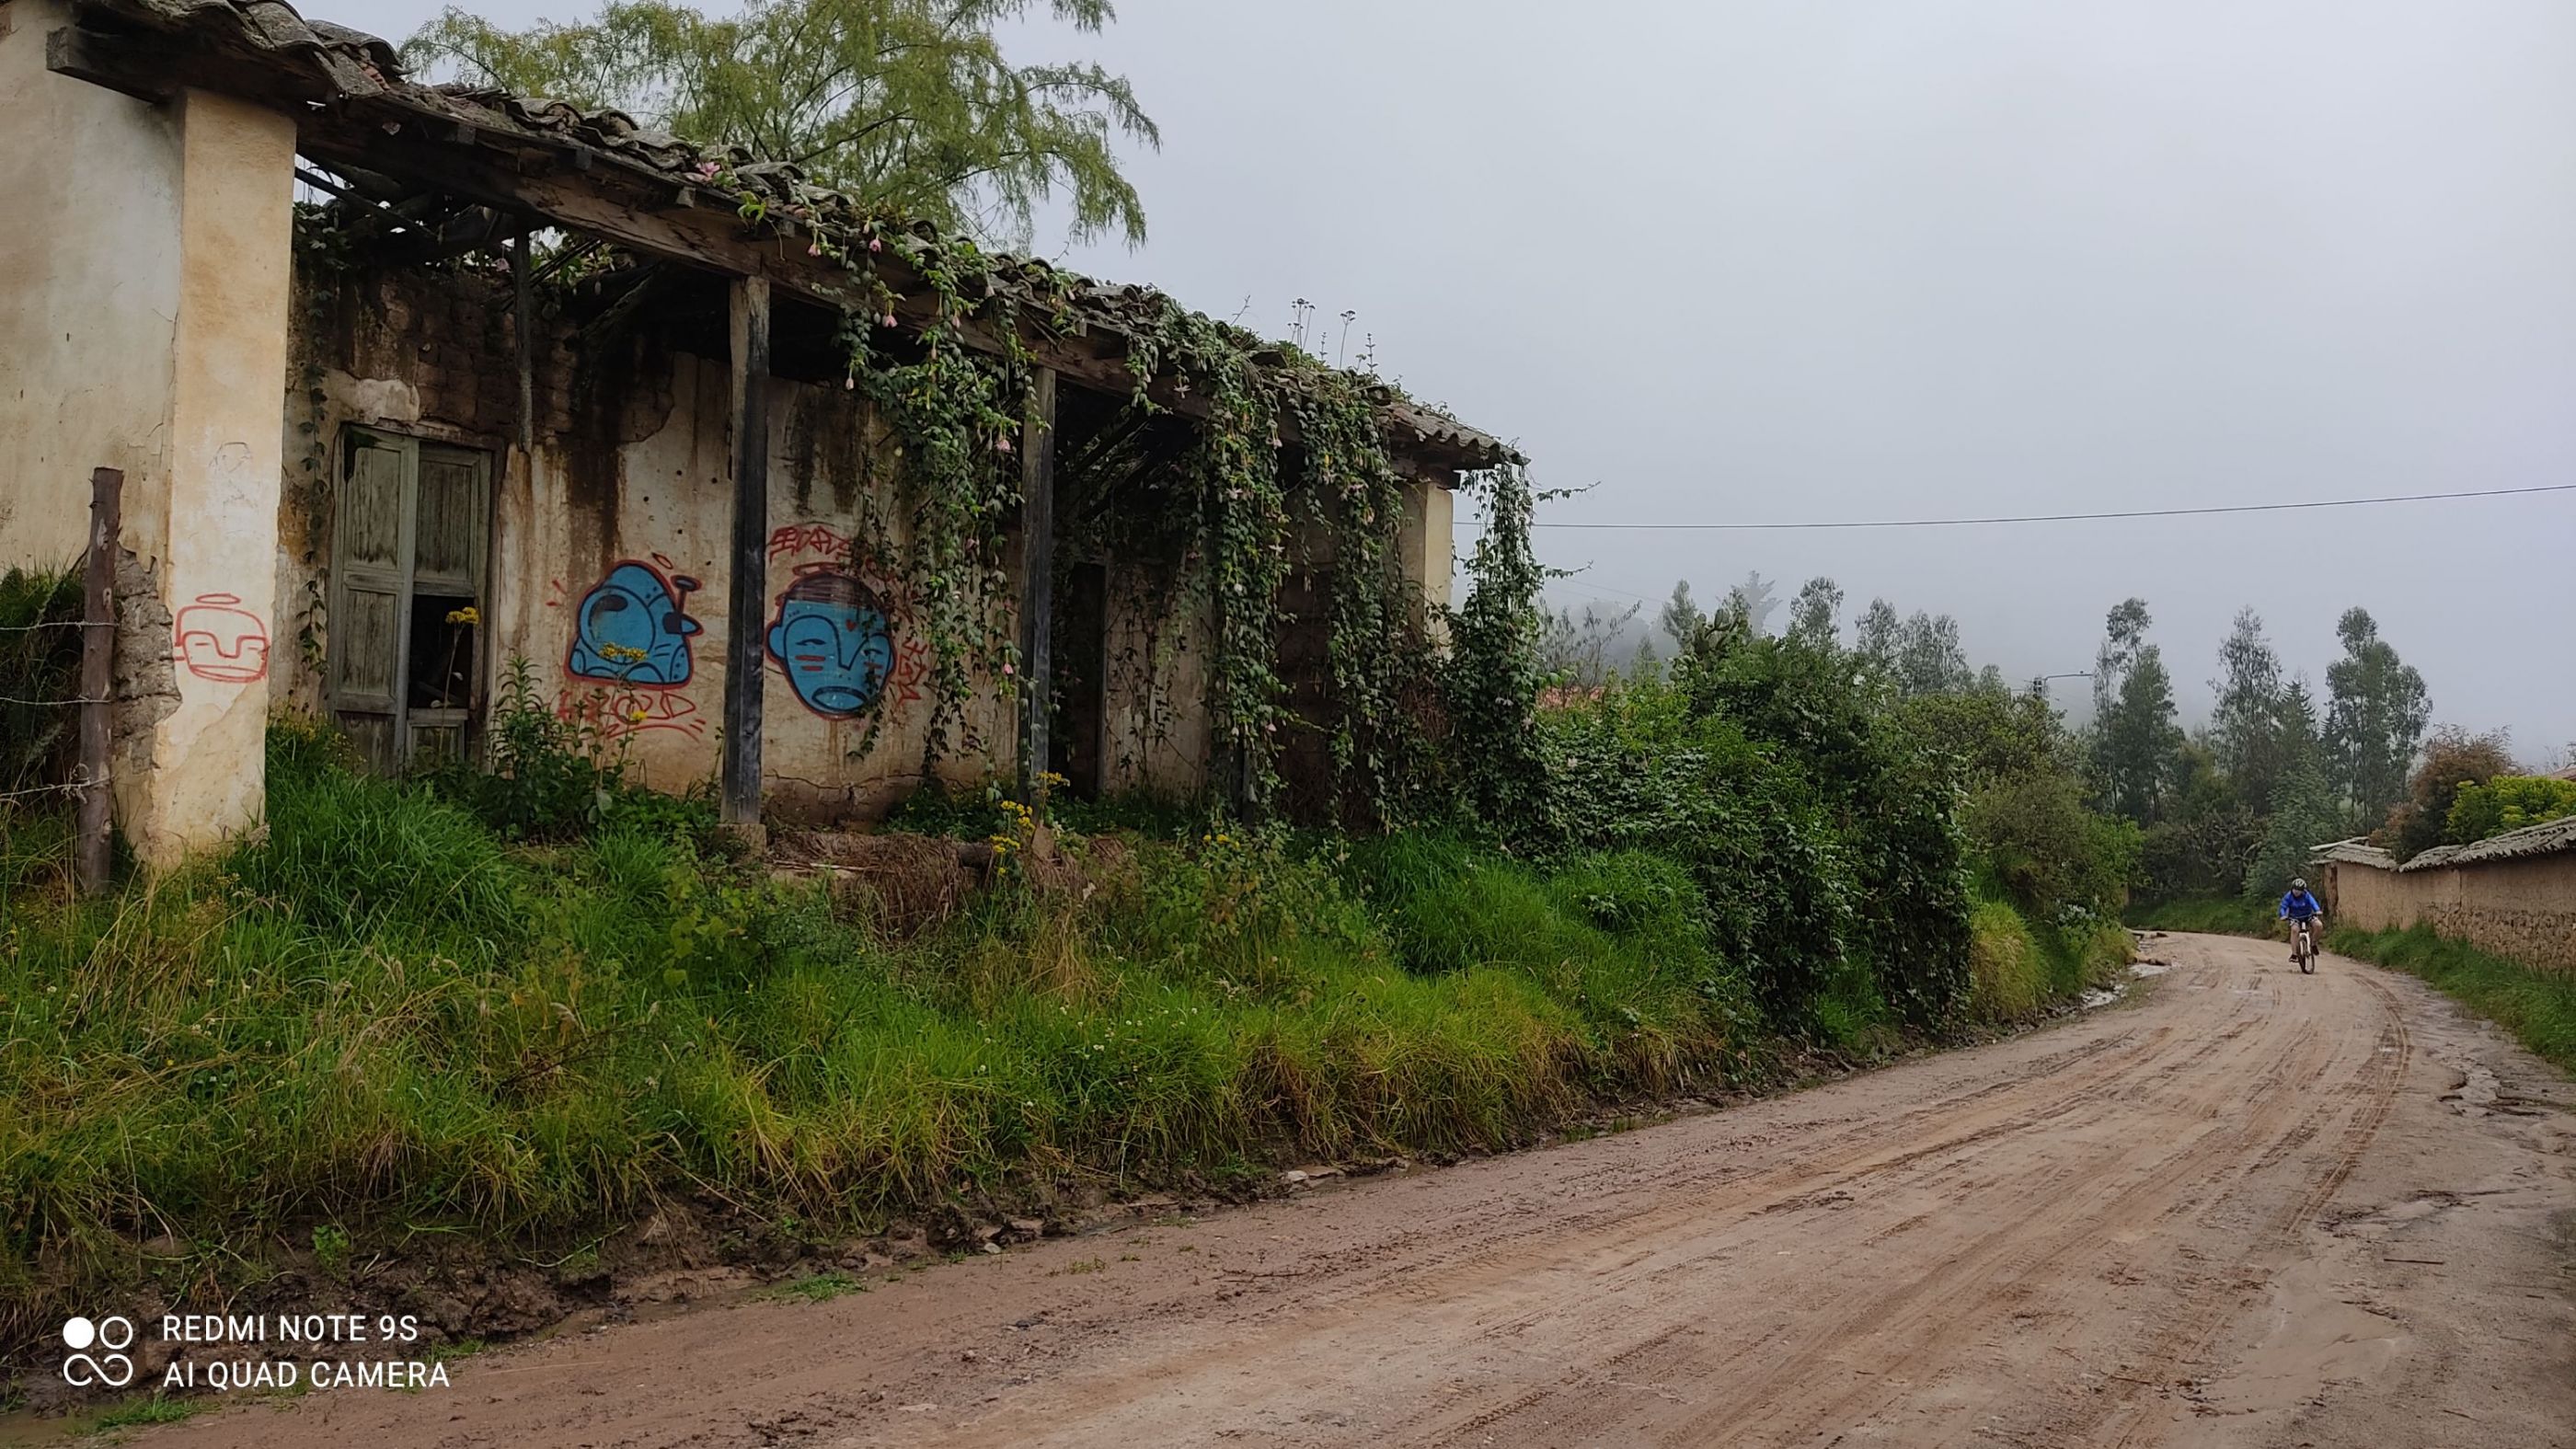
328, 430, 489, 773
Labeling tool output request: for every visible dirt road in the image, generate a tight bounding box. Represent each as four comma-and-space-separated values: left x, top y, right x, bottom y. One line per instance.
135, 933, 2576, 1447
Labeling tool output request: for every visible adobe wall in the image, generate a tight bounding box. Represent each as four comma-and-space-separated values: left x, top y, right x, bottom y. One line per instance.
2324, 852, 2576, 974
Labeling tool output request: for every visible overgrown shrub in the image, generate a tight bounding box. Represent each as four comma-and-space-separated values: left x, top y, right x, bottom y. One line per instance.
1525, 635, 1984, 1033
1539, 677, 1857, 1029
1965, 772, 2139, 917
2379, 726, 2517, 861
2446, 776, 2576, 844
424, 655, 716, 844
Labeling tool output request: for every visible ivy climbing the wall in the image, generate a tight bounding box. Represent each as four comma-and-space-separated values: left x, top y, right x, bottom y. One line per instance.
1445, 462, 1554, 834
292, 164, 1530, 823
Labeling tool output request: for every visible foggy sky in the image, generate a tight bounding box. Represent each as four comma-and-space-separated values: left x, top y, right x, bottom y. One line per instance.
341, 0, 2576, 754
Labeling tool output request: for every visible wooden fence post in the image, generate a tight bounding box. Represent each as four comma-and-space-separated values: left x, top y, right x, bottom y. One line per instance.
76, 466, 121, 896
1016, 366, 1058, 803
720, 276, 772, 830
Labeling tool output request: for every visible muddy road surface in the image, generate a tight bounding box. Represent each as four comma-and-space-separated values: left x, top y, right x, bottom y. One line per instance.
135, 933, 2576, 1447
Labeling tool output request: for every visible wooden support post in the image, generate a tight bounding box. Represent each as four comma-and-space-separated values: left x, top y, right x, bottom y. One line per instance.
1016, 366, 1058, 803
75, 467, 121, 896
720, 276, 771, 829
512, 224, 535, 454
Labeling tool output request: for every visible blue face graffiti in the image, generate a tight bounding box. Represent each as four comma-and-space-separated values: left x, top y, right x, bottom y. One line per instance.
765, 567, 897, 719
567, 560, 703, 685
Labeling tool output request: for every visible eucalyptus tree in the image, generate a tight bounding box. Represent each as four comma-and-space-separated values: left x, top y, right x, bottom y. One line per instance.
1728, 571, 1780, 638
1853, 597, 1901, 676
1658, 581, 1707, 652
1786, 576, 1843, 650
2208, 606, 2286, 811
2090, 598, 2182, 822
1892, 611, 1972, 698
407, 0, 1159, 247
2324, 607, 2431, 823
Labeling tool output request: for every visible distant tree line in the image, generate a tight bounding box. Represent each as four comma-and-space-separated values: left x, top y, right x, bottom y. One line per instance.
1542, 574, 2572, 909
2077, 598, 2568, 900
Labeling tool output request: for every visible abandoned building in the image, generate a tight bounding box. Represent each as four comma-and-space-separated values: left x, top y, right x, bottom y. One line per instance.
0, 0, 1516, 867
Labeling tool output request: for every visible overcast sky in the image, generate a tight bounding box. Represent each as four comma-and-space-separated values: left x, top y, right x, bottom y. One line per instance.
348, 0, 2575, 753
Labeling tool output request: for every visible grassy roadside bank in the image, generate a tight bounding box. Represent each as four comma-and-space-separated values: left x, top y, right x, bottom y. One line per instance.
2329, 926, 2576, 1075
1, 728, 2128, 1396
2126, 895, 2276, 937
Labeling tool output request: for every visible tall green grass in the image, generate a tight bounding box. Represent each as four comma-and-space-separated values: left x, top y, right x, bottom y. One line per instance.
0, 728, 1778, 1348
2329, 925, 2576, 1075
1967, 898, 2133, 1025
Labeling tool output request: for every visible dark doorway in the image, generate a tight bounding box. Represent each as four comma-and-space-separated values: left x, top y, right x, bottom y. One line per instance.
1052, 561, 1109, 799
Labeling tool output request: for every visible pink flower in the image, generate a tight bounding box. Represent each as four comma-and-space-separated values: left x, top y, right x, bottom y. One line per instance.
880, 313, 898, 328
996, 436, 1014, 454
868, 237, 883, 253
807, 244, 822, 257
1003, 663, 1016, 675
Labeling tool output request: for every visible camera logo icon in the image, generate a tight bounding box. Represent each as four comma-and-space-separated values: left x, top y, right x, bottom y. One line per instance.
62, 1316, 136, 1387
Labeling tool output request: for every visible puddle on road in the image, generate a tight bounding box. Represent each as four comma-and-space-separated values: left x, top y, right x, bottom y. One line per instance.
2081, 960, 2172, 1011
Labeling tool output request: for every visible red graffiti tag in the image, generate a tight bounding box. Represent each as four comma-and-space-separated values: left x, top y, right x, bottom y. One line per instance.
557, 686, 706, 742
767, 523, 857, 563
172, 592, 270, 684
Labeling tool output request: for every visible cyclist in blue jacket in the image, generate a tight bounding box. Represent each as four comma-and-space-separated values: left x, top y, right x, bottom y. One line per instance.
2278, 878, 2325, 960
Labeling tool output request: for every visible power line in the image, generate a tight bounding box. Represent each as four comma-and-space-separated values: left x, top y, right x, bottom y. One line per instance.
1525, 482, 2576, 532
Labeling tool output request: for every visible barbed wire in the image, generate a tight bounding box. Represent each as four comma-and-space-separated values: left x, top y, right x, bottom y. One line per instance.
0, 694, 109, 707
0, 765, 109, 804
0, 780, 101, 802
0, 618, 110, 633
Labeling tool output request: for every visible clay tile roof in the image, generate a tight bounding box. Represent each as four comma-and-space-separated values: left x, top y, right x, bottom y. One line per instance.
2324, 816, 2576, 873
104, 0, 400, 89
63, 0, 1519, 472
2310, 838, 2395, 868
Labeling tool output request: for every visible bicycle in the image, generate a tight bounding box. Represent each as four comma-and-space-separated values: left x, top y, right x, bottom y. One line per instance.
2290, 918, 2319, 974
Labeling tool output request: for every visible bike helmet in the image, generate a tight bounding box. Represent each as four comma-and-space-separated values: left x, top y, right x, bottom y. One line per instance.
2290, 877, 2307, 889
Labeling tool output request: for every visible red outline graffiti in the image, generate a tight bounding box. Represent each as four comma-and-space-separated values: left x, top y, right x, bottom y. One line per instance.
556, 685, 706, 742
172, 592, 270, 684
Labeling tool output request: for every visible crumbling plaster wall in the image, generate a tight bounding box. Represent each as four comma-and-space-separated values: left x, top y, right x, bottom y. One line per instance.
290, 264, 1089, 821
0, 0, 179, 570
3, 9, 293, 866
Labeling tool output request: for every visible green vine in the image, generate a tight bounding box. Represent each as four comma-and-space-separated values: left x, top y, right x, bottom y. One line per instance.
302, 157, 1545, 827
832, 265, 1025, 770
1445, 462, 1552, 834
